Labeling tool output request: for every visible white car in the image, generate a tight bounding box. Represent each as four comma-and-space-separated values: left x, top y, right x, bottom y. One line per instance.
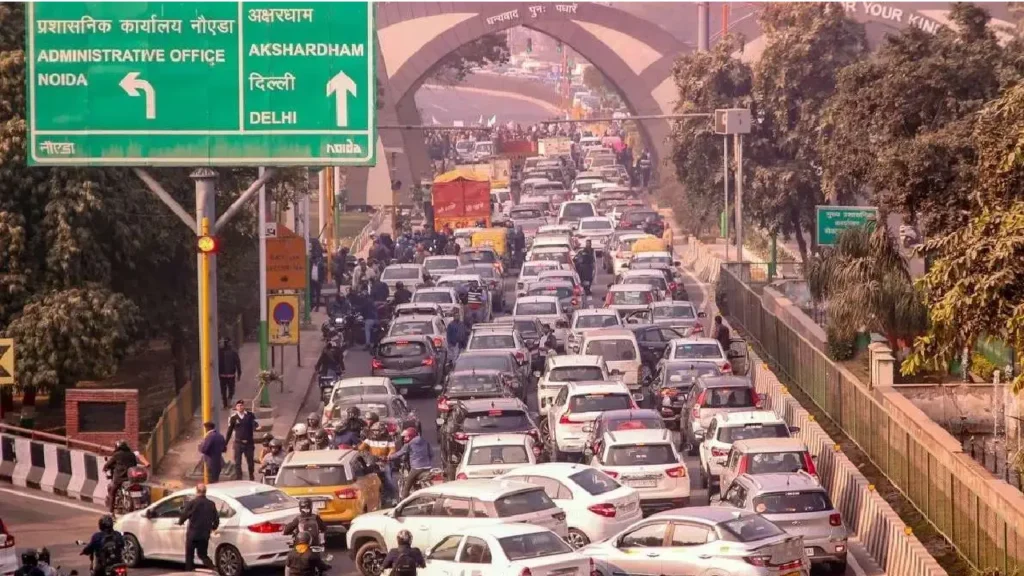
532, 235, 575, 254
526, 246, 573, 268
699, 411, 793, 491
604, 283, 658, 317
608, 232, 656, 275
387, 314, 449, 360
499, 463, 642, 549
116, 482, 299, 576
587, 429, 691, 515
434, 274, 493, 323
537, 224, 574, 237
379, 263, 426, 292
347, 479, 568, 570
578, 328, 644, 391
422, 523, 592, 576
618, 269, 669, 301
409, 288, 462, 320
558, 201, 598, 228
574, 217, 615, 256
0, 519, 16, 576
326, 377, 398, 412
567, 309, 622, 353
547, 381, 634, 460
455, 433, 540, 480
512, 295, 569, 348
423, 255, 461, 279
517, 260, 563, 296
536, 355, 611, 415
665, 337, 732, 373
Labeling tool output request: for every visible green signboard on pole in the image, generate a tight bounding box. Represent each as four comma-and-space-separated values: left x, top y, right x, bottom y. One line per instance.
26, 2, 376, 166
816, 205, 878, 246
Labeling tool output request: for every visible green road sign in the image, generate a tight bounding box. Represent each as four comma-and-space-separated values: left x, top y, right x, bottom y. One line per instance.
816, 205, 878, 246
26, 2, 376, 166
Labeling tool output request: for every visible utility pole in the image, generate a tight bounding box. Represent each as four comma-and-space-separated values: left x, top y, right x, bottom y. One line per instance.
697, 2, 710, 51
723, 137, 730, 261
258, 167, 270, 409
192, 168, 218, 485
734, 133, 744, 260
302, 189, 312, 328
713, 109, 751, 262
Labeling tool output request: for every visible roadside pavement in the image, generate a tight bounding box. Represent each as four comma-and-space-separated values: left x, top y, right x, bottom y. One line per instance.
154, 310, 326, 485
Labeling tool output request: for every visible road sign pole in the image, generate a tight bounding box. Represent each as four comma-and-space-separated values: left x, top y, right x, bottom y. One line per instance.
193, 170, 219, 440
723, 136, 730, 261
197, 215, 213, 485
258, 167, 271, 407
734, 134, 744, 261
302, 192, 312, 327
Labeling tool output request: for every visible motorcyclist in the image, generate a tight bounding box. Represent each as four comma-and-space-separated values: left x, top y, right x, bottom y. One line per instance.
328, 292, 351, 318
539, 323, 558, 354
351, 259, 373, 290
15, 551, 44, 576
284, 531, 331, 576
370, 277, 390, 303
306, 412, 323, 436
315, 341, 345, 378
283, 498, 327, 546
35, 548, 57, 576
388, 427, 434, 499
362, 412, 381, 440
333, 407, 364, 448
381, 529, 426, 576
290, 423, 312, 452
80, 515, 124, 576
357, 420, 398, 503
393, 282, 412, 305
310, 428, 330, 450
575, 240, 596, 289
259, 438, 286, 479
102, 439, 138, 515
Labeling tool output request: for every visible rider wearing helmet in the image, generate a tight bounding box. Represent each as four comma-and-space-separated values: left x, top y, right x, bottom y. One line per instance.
358, 420, 397, 502
362, 412, 381, 441
333, 406, 364, 448
14, 551, 44, 576
315, 341, 345, 376
284, 531, 331, 576
35, 548, 56, 576
283, 498, 327, 546
81, 515, 124, 576
393, 281, 412, 305
310, 428, 330, 450
381, 529, 426, 576
388, 427, 434, 499
102, 439, 139, 514
259, 438, 286, 478
306, 412, 323, 436
290, 423, 311, 452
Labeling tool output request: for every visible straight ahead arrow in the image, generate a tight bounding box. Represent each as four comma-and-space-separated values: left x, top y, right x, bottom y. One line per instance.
119, 72, 156, 120
326, 71, 357, 128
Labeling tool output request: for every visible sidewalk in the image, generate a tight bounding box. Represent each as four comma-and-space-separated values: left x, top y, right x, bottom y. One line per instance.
154, 310, 327, 486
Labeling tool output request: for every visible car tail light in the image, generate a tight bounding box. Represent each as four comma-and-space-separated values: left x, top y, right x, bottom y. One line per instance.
514, 351, 526, 363
722, 362, 732, 374
112, 567, 127, 576
752, 389, 762, 409
432, 470, 445, 483
665, 466, 686, 478
334, 487, 359, 500
737, 455, 749, 475
778, 560, 803, 571
559, 413, 580, 424
589, 558, 598, 576
711, 447, 729, 457
830, 512, 843, 527
518, 569, 533, 576
692, 390, 707, 418
744, 555, 771, 567
644, 292, 653, 304
371, 358, 383, 370
587, 503, 617, 517
433, 337, 444, 347
691, 324, 704, 335
248, 521, 284, 534
437, 397, 450, 412
456, 472, 468, 480
422, 357, 435, 367
603, 470, 619, 478
803, 452, 818, 476
454, 432, 468, 441
574, 285, 582, 296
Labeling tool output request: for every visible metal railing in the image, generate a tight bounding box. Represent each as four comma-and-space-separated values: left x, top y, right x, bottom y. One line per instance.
350, 209, 387, 258
0, 422, 114, 454
719, 265, 1024, 574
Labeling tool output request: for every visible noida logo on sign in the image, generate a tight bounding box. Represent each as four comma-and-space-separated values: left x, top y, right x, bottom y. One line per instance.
327, 141, 363, 155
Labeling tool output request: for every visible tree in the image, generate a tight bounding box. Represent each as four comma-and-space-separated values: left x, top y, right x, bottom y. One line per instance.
807, 224, 927, 356
820, 3, 1021, 238
902, 83, 1024, 388
429, 33, 510, 84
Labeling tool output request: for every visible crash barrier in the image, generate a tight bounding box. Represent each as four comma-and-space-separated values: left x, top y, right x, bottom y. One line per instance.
751, 353, 947, 576
0, 429, 110, 503
351, 208, 388, 259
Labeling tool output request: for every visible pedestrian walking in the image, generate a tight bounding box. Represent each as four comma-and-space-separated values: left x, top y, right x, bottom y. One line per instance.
198, 421, 226, 483
226, 399, 260, 480
217, 338, 242, 409
177, 483, 219, 571
310, 260, 322, 311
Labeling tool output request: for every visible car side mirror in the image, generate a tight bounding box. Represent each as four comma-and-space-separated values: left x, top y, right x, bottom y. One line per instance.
789, 426, 801, 434
143, 508, 153, 519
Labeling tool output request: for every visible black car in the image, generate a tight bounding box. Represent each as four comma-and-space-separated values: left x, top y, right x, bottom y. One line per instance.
435, 369, 514, 424
496, 316, 547, 368
453, 350, 529, 393
371, 335, 445, 395
650, 360, 723, 428
438, 397, 540, 477
625, 325, 690, 374
583, 408, 665, 456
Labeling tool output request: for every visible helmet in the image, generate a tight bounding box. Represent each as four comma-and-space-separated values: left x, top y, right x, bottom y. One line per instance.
37, 548, 50, 565
312, 428, 329, 445
397, 529, 413, 546
294, 531, 313, 546
292, 423, 308, 437
365, 412, 380, 426
99, 514, 114, 531
370, 422, 388, 437
299, 498, 313, 514
307, 412, 321, 429
346, 406, 361, 420
21, 551, 38, 567
269, 438, 283, 450
402, 427, 418, 441
115, 439, 128, 450
396, 282, 405, 290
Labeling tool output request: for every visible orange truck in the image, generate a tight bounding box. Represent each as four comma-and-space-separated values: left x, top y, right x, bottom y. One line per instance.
431, 169, 492, 231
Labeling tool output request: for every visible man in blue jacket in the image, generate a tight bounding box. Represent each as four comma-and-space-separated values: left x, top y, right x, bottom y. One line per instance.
198, 421, 226, 483
388, 427, 433, 498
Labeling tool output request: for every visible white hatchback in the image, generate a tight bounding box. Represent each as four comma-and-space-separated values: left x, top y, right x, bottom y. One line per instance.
547, 381, 635, 459
455, 433, 539, 480
536, 355, 611, 415
588, 429, 691, 516
423, 523, 592, 576
500, 463, 642, 549
699, 411, 793, 491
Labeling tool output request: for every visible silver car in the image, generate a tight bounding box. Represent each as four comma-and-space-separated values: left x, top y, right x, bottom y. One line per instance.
720, 472, 848, 573
582, 506, 810, 576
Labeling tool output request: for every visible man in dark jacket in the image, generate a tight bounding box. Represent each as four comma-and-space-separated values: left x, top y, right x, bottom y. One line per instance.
226, 399, 260, 480
178, 483, 219, 571
81, 515, 124, 576
198, 421, 226, 483
285, 532, 331, 576
714, 315, 731, 352
217, 338, 242, 409
381, 529, 426, 576
103, 440, 138, 514
393, 282, 412, 305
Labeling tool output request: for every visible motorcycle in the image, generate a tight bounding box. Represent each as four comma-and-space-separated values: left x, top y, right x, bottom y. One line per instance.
107, 466, 150, 515
396, 455, 443, 492
74, 541, 128, 576
260, 462, 280, 485
319, 369, 340, 403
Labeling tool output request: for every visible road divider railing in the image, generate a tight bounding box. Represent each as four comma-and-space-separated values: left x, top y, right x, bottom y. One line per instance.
0, 425, 111, 504
351, 208, 387, 259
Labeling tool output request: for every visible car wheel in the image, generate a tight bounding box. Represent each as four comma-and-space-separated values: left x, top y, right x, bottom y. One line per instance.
356, 540, 387, 576
122, 534, 143, 567
566, 528, 590, 549
215, 544, 244, 576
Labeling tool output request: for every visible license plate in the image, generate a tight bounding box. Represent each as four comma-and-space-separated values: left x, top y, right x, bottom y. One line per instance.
804, 547, 814, 556
632, 393, 644, 401
625, 478, 657, 488
393, 378, 413, 385
129, 490, 143, 497
313, 501, 326, 510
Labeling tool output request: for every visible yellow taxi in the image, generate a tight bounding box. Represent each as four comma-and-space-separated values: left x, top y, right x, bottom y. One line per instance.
274, 449, 381, 532
471, 229, 510, 274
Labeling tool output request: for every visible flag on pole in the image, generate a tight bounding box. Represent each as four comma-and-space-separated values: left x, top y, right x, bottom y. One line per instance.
431, 116, 439, 125
487, 115, 497, 127
478, 115, 484, 125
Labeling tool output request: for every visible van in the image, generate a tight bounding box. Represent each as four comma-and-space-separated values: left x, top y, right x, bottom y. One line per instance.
558, 201, 597, 228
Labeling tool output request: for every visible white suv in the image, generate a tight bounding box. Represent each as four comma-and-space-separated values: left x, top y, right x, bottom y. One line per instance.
347, 479, 568, 571
587, 428, 691, 516
567, 308, 622, 353
455, 433, 540, 480
547, 381, 634, 460
664, 337, 731, 374
698, 411, 793, 492
536, 355, 610, 415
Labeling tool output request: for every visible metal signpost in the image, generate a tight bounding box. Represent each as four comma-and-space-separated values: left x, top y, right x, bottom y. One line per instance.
816, 206, 878, 246
27, 2, 376, 166
714, 108, 751, 261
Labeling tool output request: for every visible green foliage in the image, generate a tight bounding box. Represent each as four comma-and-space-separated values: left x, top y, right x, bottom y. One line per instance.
430, 33, 510, 85
826, 325, 857, 361
970, 352, 997, 382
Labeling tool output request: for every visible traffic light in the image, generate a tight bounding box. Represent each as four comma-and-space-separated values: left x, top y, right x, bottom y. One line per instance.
196, 234, 219, 254
526, 38, 533, 53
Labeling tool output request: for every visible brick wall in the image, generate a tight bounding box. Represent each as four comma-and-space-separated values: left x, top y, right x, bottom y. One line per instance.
65, 388, 139, 450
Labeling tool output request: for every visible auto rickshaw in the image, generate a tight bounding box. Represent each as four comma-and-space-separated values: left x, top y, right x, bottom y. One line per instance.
631, 237, 670, 255
471, 228, 511, 275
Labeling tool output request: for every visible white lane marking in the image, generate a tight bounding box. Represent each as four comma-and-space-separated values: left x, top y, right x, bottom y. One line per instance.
0, 486, 104, 514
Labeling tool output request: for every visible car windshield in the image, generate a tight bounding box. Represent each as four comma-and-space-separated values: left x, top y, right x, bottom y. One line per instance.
463, 411, 531, 433
549, 366, 604, 382
634, 255, 672, 266
424, 259, 459, 273
462, 251, 496, 264
561, 203, 595, 219
607, 416, 663, 432
493, 489, 557, 517
754, 491, 832, 514
748, 451, 809, 474
330, 402, 391, 420
654, 305, 695, 320
467, 445, 530, 466
499, 531, 572, 561
665, 364, 720, 386
456, 355, 513, 372
390, 321, 432, 336
580, 220, 612, 231
624, 211, 658, 222
569, 468, 621, 496
439, 279, 481, 292
512, 208, 545, 219
673, 343, 723, 359
719, 424, 790, 443
449, 375, 504, 394
606, 444, 677, 466
528, 286, 573, 299
611, 291, 650, 305
569, 393, 631, 413
413, 292, 453, 304
575, 314, 620, 329
513, 321, 540, 338
460, 266, 497, 279
625, 276, 666, 290
703, 387, 754, 408
531, 252, 568, 264
470, 335, 516, 350
516, 302, 557, 315
382, 268, 420, 280
719, 515, 786, 543
234, 490, 299, 514
333, 385, 388, 398
585, 339, 637, 361
378, 342, 427, 357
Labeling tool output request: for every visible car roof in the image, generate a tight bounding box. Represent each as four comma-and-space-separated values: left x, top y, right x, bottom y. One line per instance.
574, 308, 619, 316
653, 300, 695, 308
516, 295, 559, 303
501, 461, 597, 480
420, 478, 540, 500
549, 354, 604, 367
598, 408, 662, 421
527, 279, 573, 287
450, 368, 504, 376
566, 381, 629, 395
651, 506, 755, 523
633, 251, 672, 258
334, 393, 398, 405
670, 337, 720, 346
466, 433, 532, 447
663, 359, 721, 369
424, 255, 459, 261
335, 377, 392, 387
458, 522, 558, 539
699, 376, 753, 388
458, 397, 527, 411
581, 328, 636, 339
712, 410, 785, 426
732, 438, 809, 452
385, 264, 422, 270
609, 284, 654, 292
537, 269, 576, 277
436, 274, 483, 282
379, 335, 432, 344
616, 232, 655, 240
459, 350, 516, 358
604, 428, 673, 445
412, 287, 455, 293
739, 472, 822, 493
392, 314, 441, 322
622, 269, 666, 278
282, 448, 355, 467
179, 480, 283, 500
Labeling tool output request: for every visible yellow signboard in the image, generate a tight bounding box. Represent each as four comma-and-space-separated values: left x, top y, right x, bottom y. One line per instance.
268, 294, 300, 345
0, 339, 13, 385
